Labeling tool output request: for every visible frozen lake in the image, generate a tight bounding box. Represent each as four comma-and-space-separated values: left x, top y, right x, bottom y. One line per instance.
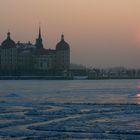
0, 80, 140, 139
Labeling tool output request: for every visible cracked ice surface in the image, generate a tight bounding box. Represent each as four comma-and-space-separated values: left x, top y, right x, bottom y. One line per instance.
0, 80, 140, 139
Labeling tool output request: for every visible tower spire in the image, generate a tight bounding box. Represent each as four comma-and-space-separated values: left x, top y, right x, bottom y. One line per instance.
61, 33, 64, 41
39, 26, 41, 38
7, 32, 11, 39
35, 26, 43, 49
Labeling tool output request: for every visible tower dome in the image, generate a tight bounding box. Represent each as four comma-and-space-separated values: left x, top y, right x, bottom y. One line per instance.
1, 32, 16, 48
56, 34, 70, 50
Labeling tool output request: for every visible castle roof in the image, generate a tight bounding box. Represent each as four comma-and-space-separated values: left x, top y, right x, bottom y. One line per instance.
33, 48, 56, 55
1, 32, 16, 49
56, 34, 70, 51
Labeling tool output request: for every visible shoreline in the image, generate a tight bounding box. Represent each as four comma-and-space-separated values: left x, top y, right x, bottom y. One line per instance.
0, 76, 73, 80
0, 76, 140, 80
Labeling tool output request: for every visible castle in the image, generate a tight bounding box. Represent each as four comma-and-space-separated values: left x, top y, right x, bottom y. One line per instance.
0, 28, 70, 76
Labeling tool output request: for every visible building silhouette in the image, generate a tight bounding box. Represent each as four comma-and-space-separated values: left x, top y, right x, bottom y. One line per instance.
0, 28, 70, 76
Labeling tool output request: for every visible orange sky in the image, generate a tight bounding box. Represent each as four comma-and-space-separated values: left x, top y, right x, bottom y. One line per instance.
0, 0, 140, 68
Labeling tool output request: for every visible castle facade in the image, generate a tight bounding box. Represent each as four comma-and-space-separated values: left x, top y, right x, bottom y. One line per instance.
0, 28, 70, 76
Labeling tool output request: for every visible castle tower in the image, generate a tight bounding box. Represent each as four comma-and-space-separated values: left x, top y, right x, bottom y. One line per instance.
35, 27, 43, 49
56, 34, 70, 72
1, 32, 18, 72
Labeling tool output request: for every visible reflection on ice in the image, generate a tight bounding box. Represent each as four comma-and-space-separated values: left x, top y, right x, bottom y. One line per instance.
136, 93, 140, 104
136, 93, 140, 98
